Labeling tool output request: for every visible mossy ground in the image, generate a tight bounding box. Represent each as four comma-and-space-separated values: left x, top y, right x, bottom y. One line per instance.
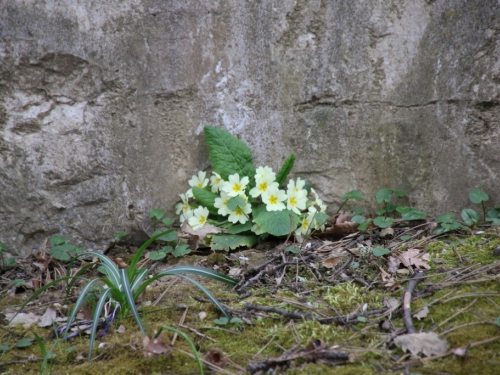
1, 230, 500, 374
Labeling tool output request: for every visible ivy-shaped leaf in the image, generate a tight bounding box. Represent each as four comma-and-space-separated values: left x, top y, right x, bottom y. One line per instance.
469, 188, 489, 204
373, 216, 394, 228
149, 209, 165, 220
275, 153, 296, 187
341, 190, 364, 201
375, 189, 392, 203
173, 244, 191, 257
204, 126, 256, 181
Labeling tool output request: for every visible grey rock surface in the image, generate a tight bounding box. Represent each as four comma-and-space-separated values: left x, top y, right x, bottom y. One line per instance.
1, 0, 499, 255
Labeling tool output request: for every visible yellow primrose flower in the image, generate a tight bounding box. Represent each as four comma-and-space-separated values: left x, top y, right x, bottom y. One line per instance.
175, 193, 193, 223
188, 206, 209, 230
221, 173, 249, 197
262, 186, 287, 211
188, 171, 209, 190
210, 172, 223, 193
250, 167, 278, 198
227, 201, 252, 224
286, 189, 307, 215
214, 191, 232, 216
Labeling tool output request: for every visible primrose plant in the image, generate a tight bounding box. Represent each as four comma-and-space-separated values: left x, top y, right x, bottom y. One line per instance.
175, 126, 329, 249
15, 229, 237, 361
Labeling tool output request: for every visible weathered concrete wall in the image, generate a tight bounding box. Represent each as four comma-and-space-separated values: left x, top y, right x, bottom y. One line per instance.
1, 0, 499, 255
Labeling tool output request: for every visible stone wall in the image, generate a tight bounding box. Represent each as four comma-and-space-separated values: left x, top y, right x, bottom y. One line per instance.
1, 0, 499, 255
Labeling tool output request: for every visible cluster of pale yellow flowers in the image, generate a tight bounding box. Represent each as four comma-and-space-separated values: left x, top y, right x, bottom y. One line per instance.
176, 167, 327, 236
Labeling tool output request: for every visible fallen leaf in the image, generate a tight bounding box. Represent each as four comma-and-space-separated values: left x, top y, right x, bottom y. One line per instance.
388, 249, 431, 272
380, 227, 395, 237
379, 266, 396, 287
413, 306, 430, 321
38, 308, 61, 327
336, 211, 352, 224
143, 334, 171, 359
323, 256, 343, 269
394, 332, 449, 357
181, 221, 226, 250
452, 346, 469, 356
6, 312, 41, 328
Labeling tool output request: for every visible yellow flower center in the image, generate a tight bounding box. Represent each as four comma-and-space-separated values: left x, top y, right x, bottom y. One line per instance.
235, 207, 243, 215
269, 195, 278, 205
197, 182, 204, 188
232, 183, 242, 192
198, 215, 206, 224
259, 182, 267, 191
302, 220, 309, 229
289, 196, 297, 207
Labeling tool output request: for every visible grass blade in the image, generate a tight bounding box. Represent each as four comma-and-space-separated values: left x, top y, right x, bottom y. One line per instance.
158, 266, 238, 285
64, 278, 104, 340
128, 229, 174, 279
88, 288, 112, 361
177, 274, 231, 319
156, 326, 204, 375
85, 251, 120, 287
120, 269, 146, 335
130, 268, 148, 294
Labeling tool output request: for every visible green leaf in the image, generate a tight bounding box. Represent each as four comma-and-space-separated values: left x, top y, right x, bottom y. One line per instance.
393, 189, 407, 197
400, 235, 412, 241
436, 212, 455, 223
314, 212, 330, 227
376, 208, 386, 216
372, 247, 390, 256
227, 196, 247, 211
16, 338, 34, 348
469, 188, 489, 204
252, 205, 299, 236
149, 209, 165, 220
386, 203, 397, 213
161, 217, 174, 226
192, 186, 219, 215
0, 240, 8, 251
114, 231, 128, 242
173, 243, 191, 257
204, 126, 255, 180
486, 208, 500, 222
9, 279, 25, 287
230, 317, 243, 325
396, 206, 413, 213
357, 316, 367, 323
401, 209, 427, 221
375, 188, 392, 203
148, 246, 173, 261
341, 190, 364, 201
351, 215, 366, 224
373, 216, 393, 228
151, 229, 177, 242
5, 257, 16, 267
211, 234, 258, 250
0, 344, 10, 352
213, 317, 229, 326
50, 243, 76, 261
357, 222, 370, 230
352, 207, 365, 215
275, 153, 296, 186
285, 245, 301, 254
227, 221, 253, 234
50, 235, 68, 247
461, 209, 479, 226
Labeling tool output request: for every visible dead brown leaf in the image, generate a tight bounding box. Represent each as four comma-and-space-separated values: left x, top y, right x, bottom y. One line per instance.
143, 334, 172, 359
388, 249, 431, 272
323, 256, 343, 269
181, 221, 226, 250
413, 306, 430, 321
394, 332, 449, 357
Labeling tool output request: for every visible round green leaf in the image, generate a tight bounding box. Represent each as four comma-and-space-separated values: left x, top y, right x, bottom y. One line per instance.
149, 209, 165, 220
461, 208, 479, 226
16, 338, 34, 348
375, 189, 392, 203
372, 247, 390, 257
373, 216, 394, 228
436, 212, 455, 224
469, 188, 489, 204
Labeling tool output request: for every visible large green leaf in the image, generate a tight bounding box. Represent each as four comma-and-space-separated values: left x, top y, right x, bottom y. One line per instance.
226, 195, 247, 211
192, 186, 219, 215
486, 208, 500, 225
227, 221, 253, 234
275, 153, 295, 186
373, 216, 394, 228
204, 126, 255, 180
211, 234, 258, 250
252, 205, 299, 236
